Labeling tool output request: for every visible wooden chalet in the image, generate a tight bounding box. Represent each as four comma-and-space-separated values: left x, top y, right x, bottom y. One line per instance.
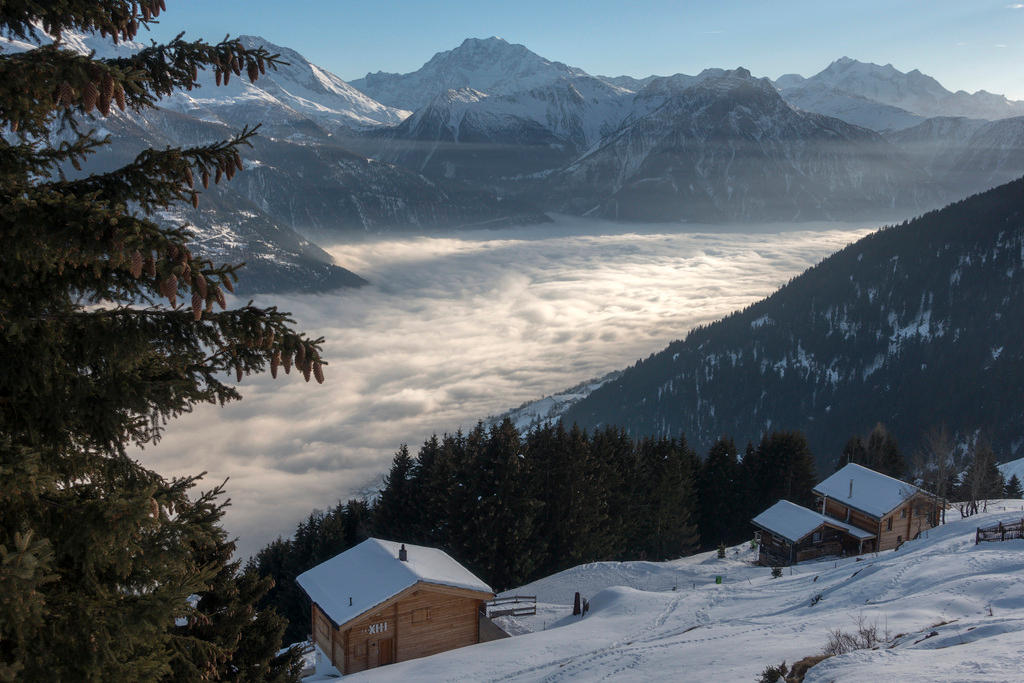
813, 463, 942, 552
752, 464, 942, 566
752, 500, 875, 566
296, 538, 495, 675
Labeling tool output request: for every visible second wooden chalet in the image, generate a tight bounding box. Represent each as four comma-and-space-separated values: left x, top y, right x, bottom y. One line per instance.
813, 463, 942, 552
752, 463, 942, 566
296, 538, 495, 675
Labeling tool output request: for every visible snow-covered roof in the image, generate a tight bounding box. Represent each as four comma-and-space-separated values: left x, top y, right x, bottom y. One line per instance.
752, 500, 875, 543
296, 538, 493, 627
814, 463, 929, 518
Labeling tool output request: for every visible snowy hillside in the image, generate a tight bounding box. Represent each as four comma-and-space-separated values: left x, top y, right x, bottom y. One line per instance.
323, 502, 1024, 681
998, 457, 1024, 484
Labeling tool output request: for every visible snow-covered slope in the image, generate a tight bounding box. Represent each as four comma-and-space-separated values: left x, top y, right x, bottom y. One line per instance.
487, 371, 622, 433
780, 57, 1024, 127
329, 502, 1024, 681
162, 35, 410, 137
998, 457, 1024, 483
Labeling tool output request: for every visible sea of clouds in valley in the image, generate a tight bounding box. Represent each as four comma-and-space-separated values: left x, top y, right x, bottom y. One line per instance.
134, 216, 875, 558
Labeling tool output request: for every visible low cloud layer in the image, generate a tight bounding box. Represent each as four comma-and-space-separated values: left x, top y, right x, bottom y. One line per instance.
133, 216, 872, 558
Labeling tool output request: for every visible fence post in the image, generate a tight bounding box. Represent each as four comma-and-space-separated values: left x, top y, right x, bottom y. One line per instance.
975, 527, 980, 545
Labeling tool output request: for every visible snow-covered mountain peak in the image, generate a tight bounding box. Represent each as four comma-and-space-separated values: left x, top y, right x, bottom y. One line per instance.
777, 56, 1024, 124
350, 36, 591, 110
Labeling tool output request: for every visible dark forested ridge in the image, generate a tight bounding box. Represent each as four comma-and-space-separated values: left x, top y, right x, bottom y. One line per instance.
562, 177, 1024, 469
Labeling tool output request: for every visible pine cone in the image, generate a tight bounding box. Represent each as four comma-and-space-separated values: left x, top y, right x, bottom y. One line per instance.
296, 342, 306, 366
302, 363, 312, 382
313, 361, 324, 384
257, 55, 266, 75
114, 82, 126, 110
265, 328, 275, 348
215, 70, 222, 87
144, 255, 156, 278
282, 351, 292, 374
191, 192, 198, 209
184, 166, 194, 188
201, 168, 210, 188
83, 81, 99, 112
221, 275, 234, 293
130, 250, 143, 278
247, 61, 259, 83
234, 152, 243, 172
163, 274, 178, 300
101, 72, 115, 100
214, 167, 222, 184
191, 292, 203, 320
142, 4, 151, 21
215, 287, 226, 310
195, 273, 207, 298
236, 364, 243, 382
270, 350, 281, 378
57, 81, 74, 107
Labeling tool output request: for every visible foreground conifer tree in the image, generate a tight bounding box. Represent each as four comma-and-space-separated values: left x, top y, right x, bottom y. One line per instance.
0, 3, 323, 679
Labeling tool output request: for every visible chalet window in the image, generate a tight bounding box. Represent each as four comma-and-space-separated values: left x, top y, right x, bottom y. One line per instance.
886, 517, 893, 531
411, 608, 430, 624
812, 531, 821, 543
900, 508, 907, 519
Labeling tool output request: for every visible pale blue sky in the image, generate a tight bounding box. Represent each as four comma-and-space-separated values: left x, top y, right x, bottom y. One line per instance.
146, 1, 1024, 98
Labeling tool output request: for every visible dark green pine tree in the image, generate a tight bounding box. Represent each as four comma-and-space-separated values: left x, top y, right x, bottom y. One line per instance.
526, 423, 611, 576
0, 4, 323, 679
865, 423, 905, 478
168, 482, 303, 682
633, 436, 700, 560
836, 435, 867, 471
373, 445, 422, 542
590, 426, 640, 559
697, 437, 743, 548
749, 431, 818, 511
464, 420, 540, 590
1005, 474, 1024, 499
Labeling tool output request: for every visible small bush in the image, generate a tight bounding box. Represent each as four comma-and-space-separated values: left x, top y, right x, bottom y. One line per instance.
717, 543, 727, 559
771, 566, 783, 579
822, 615, 885, 656
757, 661, 787, 683
810, 592, 823, 606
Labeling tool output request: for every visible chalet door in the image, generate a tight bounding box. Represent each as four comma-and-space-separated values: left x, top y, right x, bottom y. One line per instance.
378, 638, 395, 666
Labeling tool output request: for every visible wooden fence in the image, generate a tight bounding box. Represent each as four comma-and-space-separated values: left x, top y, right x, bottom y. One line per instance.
485, 595, 537, 618
976, 519, 1024, 544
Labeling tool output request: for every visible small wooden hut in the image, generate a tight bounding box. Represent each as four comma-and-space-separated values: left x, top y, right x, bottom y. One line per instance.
752, 499, 875, 566
296, 538, 494, 675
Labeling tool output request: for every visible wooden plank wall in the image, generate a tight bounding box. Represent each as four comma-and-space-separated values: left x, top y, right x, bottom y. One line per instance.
328, 584, 486, 675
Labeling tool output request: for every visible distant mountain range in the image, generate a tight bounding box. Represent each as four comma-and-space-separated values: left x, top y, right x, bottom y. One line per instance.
346, 38, 1024, 222
561, 176, 1024, 470
8, 31, 1024, 289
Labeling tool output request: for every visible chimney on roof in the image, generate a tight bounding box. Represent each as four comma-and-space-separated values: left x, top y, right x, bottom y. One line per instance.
399, 544, 408, 562
849, 478, 854, 498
